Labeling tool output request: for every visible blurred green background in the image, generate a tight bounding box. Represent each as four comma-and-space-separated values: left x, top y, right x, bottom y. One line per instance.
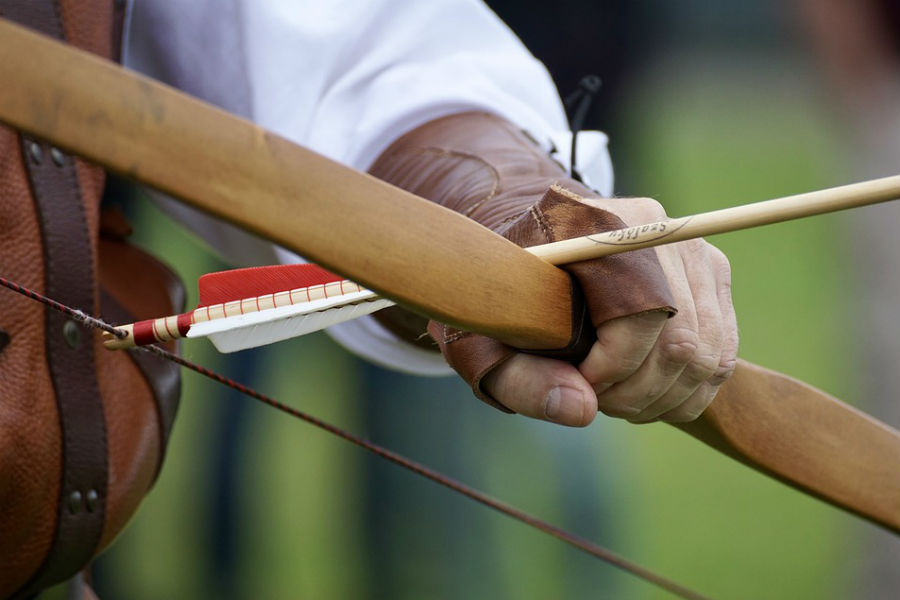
81, 1, 898, 599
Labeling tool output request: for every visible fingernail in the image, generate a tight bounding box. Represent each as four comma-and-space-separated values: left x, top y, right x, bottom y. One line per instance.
544, 386, 587, 424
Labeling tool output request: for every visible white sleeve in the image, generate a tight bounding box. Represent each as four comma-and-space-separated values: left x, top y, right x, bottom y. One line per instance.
124, 0, 613, 375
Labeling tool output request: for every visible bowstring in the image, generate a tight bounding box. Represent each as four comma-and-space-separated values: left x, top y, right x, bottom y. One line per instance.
0, 275, 710, 600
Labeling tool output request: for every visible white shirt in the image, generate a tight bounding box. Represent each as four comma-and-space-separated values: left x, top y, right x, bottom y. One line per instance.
123, 0, 613, 375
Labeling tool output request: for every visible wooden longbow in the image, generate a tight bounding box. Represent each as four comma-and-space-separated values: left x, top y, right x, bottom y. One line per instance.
0, 18, 897, 535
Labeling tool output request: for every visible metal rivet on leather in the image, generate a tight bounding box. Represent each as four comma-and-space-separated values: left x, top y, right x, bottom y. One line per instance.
85, 489, 99, 513
0, 329, 9, 353
67, 491, 83, 514
62, 320, 82, 349
50, 147, 65, 167
29, 141, 43, 165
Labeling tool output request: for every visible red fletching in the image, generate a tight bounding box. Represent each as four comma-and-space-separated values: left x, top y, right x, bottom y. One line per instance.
197, 264, 344, 307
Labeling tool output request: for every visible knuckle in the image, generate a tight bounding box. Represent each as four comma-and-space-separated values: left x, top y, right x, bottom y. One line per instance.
630, 197, 667, 219
708, 358, 738, 386
596, 384, 662, 418
712, 250, 732, 285
683, 352, 721, 383
683, 240, 732, 279
659, 327, 700, 366
629, 397, 678, 424
682, 238, 707, 255
702, 243, 733, 288
642, 383, 667, 404
708, 244, 730, 268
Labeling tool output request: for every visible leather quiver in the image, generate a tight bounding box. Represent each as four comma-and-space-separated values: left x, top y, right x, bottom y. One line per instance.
368, 112, 675, 410
0, 1, 182, 597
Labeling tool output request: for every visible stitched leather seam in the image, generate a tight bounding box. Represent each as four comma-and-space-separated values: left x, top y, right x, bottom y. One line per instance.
409, 147, 501, 217
528, 204, 555, 243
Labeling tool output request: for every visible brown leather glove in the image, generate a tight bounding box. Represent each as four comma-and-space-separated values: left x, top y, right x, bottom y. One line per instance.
368, 112, 675, 412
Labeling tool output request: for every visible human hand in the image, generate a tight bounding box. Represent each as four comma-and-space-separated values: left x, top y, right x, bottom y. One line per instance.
369, 111, 737, 427
481, 196, 738, 427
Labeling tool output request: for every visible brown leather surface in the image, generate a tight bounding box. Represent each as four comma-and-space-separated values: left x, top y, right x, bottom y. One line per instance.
0, 1, 182, 597
0, 125, 59, 600
58, 0, 114, 59
502, 186, 676, 326
369, 112, 674, 410
0, 2, 108, 596
94, 237, 185, 554
98, 235, 184, 483
0, 170, 182, 599
424, 320, 519, 412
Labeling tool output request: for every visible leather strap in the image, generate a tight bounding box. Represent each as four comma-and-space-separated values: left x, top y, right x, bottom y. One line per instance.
0, 1, 109, 596
16, 138, 109, 596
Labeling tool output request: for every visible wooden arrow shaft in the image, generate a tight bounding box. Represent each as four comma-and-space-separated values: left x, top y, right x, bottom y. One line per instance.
528, 176, 899, 264
0, 18, 897, 533
107, 172, 900, 349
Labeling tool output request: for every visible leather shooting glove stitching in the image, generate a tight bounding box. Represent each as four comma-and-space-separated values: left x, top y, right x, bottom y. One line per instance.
368, 111, 677, 414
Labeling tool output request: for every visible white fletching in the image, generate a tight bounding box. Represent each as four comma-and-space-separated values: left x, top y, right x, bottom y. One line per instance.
187, 288, 395, 353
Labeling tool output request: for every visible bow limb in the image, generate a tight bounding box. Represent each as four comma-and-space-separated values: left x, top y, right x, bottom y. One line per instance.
0, 18, 573, 351
1, 19, 897, 532
680, 360, 899, 533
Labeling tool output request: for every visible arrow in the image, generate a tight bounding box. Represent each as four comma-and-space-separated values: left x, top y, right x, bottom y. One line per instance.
103, 176, 897, 352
